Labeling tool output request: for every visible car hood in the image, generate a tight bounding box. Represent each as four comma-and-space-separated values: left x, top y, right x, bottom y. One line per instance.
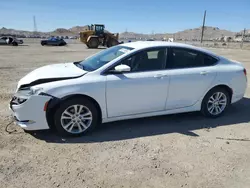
17, 62, 87, 89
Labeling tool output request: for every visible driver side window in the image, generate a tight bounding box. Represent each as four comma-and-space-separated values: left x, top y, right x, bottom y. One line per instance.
117, 48, 167, 72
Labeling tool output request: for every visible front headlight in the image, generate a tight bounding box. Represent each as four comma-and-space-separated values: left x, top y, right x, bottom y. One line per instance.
29, 87, 43, 95
18, 87, 43, 96
11, 87, 44, 105
10, 96, 28, 105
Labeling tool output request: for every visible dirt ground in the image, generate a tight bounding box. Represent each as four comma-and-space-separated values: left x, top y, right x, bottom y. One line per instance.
0, 41, 250, 188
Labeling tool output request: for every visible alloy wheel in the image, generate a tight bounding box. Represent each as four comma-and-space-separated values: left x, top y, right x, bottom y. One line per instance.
60, 104, 92, 134
207, 92, 227, 115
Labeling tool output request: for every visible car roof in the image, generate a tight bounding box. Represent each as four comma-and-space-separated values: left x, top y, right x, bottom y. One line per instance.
121, 41, 219, 58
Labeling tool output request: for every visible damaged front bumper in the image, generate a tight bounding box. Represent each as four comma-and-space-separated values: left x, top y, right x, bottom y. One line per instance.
9, 95, 52, 130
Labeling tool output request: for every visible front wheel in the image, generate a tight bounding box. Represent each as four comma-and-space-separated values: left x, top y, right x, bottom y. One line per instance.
54, 98, 99, 136
201, 88, 230, 118
87, 38, 99, 48
107, 39, 119, 48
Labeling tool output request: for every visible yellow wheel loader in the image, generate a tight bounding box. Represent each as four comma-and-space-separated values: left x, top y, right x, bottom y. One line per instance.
79, 24, 119, 48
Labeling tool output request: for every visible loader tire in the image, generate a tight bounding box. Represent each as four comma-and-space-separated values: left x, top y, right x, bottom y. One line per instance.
87, 38, 99, 48
107, 39, 119, 48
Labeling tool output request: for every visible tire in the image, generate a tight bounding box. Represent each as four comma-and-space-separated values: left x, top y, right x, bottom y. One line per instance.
87, 38, 99, 48
12, 42, 18, 46
107, 39, 119, 48
201, 87, 230, 118
41, 42, 45, 46
54, 98, 99, 136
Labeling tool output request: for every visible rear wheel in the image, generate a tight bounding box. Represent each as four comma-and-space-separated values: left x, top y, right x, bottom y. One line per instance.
201, 88, 230, 118
87, 38, 99, 48
12, 42, 18, 46
54, 98, 99, 136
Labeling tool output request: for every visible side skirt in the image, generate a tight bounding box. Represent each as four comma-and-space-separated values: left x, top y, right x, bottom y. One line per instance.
102, 102, 201, 123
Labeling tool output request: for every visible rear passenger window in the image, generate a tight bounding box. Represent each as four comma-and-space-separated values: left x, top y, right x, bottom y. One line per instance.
170, 48, 201, 68
169, 48, 217, 69
203, 54, 218, 66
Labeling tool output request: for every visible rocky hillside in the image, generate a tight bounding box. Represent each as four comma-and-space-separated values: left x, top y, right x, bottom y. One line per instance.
0, 27, 39, 37
120, 26, 236, 40
69, 25, 89, 33
0, 26, 90, 37
174, 26, 235, 40
49, 28, 75, 36
0, 26, 246, 40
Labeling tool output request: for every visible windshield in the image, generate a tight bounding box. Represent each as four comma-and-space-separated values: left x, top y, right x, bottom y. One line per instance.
78, 45, 134, 71
49, 37, 57, 41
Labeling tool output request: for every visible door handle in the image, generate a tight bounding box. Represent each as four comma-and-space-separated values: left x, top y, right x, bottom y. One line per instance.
200, 71, 209, 75
154, 74, 168, 78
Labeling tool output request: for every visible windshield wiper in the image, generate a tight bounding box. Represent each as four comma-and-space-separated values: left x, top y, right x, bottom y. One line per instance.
74, 62, 85, 70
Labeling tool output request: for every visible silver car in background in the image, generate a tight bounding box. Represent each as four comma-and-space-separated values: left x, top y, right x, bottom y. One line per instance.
0, 36, 23, 46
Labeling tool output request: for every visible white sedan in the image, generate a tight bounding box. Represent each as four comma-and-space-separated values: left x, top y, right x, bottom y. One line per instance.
10, 42, 247, 136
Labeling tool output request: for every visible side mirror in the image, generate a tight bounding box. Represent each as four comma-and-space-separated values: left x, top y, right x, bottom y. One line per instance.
114, 64, 131, 72
109, 64, 131, 74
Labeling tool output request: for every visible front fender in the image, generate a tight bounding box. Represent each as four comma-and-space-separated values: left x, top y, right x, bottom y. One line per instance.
44, 79, 107, 119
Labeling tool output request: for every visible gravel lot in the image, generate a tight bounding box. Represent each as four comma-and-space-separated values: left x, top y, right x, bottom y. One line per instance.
0, 41, 250, 188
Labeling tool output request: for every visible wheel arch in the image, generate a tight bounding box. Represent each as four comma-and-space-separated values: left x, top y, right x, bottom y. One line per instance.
203, 84, 233, 104
46, 94, 102, 130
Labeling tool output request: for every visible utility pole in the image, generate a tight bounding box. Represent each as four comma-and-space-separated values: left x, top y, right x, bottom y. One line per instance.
33, 16, 37, 36
200, 10, 206, 43
241, 28, 246, 49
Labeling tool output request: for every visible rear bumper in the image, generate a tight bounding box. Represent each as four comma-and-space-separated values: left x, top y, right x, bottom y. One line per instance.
9, 95, 52, 130
231, 93, 245, 104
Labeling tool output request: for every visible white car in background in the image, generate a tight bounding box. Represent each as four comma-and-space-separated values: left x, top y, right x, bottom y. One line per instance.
9, 42, 247, 136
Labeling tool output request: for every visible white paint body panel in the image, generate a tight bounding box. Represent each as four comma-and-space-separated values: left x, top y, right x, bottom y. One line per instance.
17, 62, 87, 89
106, 70, 170, 117
10, 95, 51, 130
10, 42, 247, 130
166, 66, 217, 109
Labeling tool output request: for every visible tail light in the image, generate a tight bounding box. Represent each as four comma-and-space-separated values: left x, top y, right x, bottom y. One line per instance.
244, 68, 247, 76
243, 68, 247, 82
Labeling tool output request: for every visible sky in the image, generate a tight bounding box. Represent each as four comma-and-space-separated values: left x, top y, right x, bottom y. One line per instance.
0, 0, 249, 33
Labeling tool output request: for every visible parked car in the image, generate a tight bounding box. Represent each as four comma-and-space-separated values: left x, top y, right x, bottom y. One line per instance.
41, 37, 67, 46
10, 42, 247, 136
69, 36, 77, 39
0, 36, 23, 46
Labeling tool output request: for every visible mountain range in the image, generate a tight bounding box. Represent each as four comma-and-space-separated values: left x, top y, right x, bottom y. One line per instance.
0, 26, 248, 40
